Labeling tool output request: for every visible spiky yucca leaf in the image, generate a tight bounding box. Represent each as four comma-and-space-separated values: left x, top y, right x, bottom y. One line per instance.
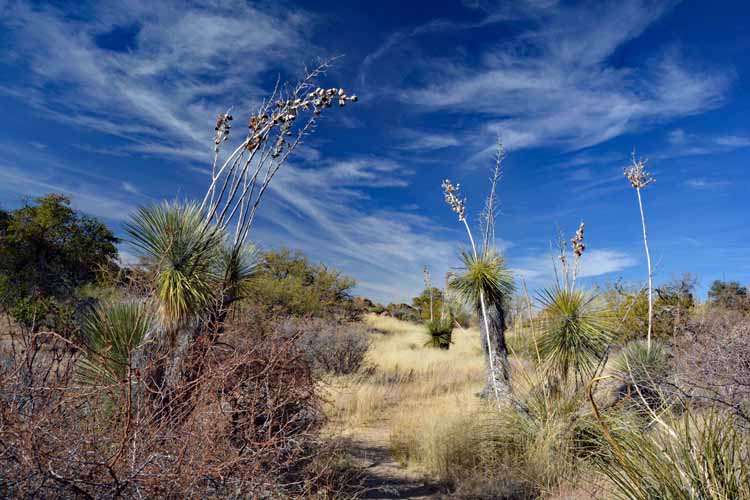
596, 408, 750, 500
612, 340, 670, 413
126, 202, 224, 327
449, 250, 514, 309
216, 241, 261, 299
77, 300, 155, 385
538, 286, 611, 385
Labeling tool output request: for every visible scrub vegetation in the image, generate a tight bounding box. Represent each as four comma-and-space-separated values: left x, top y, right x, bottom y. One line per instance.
1, 62, 749, 500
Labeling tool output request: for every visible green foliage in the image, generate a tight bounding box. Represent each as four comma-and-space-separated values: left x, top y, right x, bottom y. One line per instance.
8, 295, 78, 334
596, 408, 750, 500
604, 276, 695, 342
243, 248, 357, 318
424, 317, 453, 349
78, 301, 156, 385
538, 286, 611, 385
708, 279, 749, 312
412, 287, 445, 321
126, 202, 224, 328
0, 194, 118, 329
449, 249, 514, 310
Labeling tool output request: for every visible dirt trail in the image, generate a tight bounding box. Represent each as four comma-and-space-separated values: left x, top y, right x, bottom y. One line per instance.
341, 426, 447, 499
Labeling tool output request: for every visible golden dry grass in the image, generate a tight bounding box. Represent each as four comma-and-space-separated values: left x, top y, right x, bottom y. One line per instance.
324, 313, 604, 498
323, 312, 503, 491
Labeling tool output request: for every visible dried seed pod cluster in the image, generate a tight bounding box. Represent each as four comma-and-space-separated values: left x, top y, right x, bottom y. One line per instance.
442, 179, 466, 222
214, 113, 233, 151
571, 221, 585, 257
624, 154, 655, 189
216, 87, 358, 158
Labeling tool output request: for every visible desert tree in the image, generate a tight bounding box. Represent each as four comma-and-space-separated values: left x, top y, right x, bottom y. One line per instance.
443, 139, 514, 402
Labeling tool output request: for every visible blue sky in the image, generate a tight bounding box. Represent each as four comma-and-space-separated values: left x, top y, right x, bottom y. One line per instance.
0, 0, 748, 303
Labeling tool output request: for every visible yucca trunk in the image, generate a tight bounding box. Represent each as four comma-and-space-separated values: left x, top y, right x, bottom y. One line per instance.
478, 301, 512, 400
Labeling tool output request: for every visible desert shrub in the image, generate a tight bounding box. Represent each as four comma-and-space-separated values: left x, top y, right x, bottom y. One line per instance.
425, 317, 453, 349
603, 276, 695, 343
243, 248, 358, 319
707, 279, 749, 312
412, 286, 445, 322
0, 318, 332, 498
394, 387, 619, 499
291, 318, 370, 375
486, 389, 617, 493
384, 302, 421, 322
0, 194, 118, 333
674, 308, 750, 426
594, 407, 750, 500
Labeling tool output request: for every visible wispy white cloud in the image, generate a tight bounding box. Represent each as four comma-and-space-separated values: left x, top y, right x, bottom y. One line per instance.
0, 0, 316, 158
365, 1, 731, 155
251, 159, 460, 303
661, 128, 750, 158
0, 163, 135, 221
684, 178, 732, 190
395, 129, 460, 151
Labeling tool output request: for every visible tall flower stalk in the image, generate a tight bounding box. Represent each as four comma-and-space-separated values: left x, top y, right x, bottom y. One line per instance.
441, 140, 514, 404
624, 153, 655, 352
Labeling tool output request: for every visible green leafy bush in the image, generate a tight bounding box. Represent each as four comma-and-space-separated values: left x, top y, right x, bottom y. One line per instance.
243, 249, 357, 318
0, 194, 119, 334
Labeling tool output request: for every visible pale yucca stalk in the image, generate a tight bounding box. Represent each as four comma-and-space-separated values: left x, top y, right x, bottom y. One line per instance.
624, 152, 655, 352
442, 140, 514, 404
423, 265, 434, 322
201, 60, 357, 251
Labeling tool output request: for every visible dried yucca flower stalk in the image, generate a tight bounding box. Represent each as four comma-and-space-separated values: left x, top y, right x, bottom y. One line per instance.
624, 152, 655, 352
201, 60, 358, 247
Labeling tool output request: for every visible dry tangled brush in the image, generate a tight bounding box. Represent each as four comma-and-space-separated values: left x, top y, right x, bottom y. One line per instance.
0, 318, 335, 499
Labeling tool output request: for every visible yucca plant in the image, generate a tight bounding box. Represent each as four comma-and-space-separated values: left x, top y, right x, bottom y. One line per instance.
77, 300, 155, 385
611, 339, 669, 413
442, 141, 515, 402
538, 286, 612, 388
215, 241, 261, 302
126, 202, 224, 331
424, 317, 454, 349
595, 407, 750, 499
450, 250, 515, 311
